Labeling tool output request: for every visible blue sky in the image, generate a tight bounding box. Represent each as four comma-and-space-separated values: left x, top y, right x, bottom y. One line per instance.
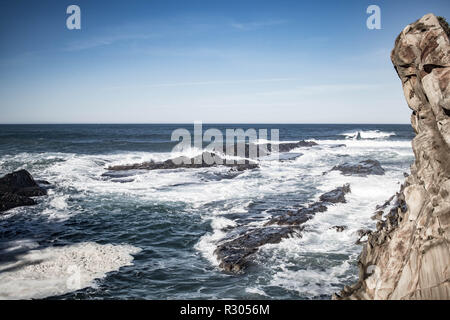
0, 0, 449, 124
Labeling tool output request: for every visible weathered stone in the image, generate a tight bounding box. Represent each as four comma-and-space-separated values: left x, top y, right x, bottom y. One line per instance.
335, 14, 450, 300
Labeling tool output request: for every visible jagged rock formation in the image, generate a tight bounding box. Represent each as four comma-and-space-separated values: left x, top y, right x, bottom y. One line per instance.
335, 14, 450, 300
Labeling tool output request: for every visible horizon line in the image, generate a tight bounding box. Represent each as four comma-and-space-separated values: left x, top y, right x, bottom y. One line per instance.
0, 122, 412, 125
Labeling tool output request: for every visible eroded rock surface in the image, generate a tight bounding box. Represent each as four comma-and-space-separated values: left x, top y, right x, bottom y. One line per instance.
335, 14, 450, 300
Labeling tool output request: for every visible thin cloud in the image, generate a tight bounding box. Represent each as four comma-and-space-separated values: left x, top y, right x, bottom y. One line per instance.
105, 78, 297, 90
230, 19, 288, 31
64, 33, 156, 52
254, 83, 389, 97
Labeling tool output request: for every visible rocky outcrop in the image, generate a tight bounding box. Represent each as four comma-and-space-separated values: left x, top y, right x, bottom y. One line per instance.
0, 170, 48, 212
215, 184, 351, 272
331, 160, 385, 176
107, 151, 259, 172
106, 141, 318, 173
335, 14, 450, 300
269, 140, 318, 152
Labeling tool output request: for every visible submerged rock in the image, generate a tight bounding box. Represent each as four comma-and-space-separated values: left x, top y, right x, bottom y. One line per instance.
331, 160, 385, 176
0, 170, 47, 213
214, 184, 351, 272
335, 14, 450, 300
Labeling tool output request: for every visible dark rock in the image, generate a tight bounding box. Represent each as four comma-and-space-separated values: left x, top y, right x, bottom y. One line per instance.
107, 152, 259, 172
219, 140, 316, 158
331, 225, 347, 232
0, 170, 47, 212
0, 192, 36, 212
215, 184, 351, 272
319, 183, 351, 203
0, 170, 47, 197
277, 152, 303, 161
329, 144, 347, 148
266, 203, 327, 226
214, 226, 298, 272
36, 180, 51, 186
331, 160, 385, 176
106, 140, 316, 172
271, 140, 318, 153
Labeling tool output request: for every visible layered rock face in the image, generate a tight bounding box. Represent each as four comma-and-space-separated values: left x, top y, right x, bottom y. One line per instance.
335, 14, 450, 300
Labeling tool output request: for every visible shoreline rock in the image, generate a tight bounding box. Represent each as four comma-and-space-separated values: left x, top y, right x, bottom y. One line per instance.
0, 170, 48, 213
335, 14, 450, 300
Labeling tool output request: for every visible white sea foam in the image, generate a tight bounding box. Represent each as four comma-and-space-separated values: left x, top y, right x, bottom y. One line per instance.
268, 259, 353, 296
245, 287, 268, 296
342, 130, 396, 140
0, 241, 141, 300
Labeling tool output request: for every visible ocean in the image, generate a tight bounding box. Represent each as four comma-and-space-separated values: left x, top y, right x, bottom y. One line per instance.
0, 124, 414, 299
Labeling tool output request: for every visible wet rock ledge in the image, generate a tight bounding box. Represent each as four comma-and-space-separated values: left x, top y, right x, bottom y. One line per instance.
214, 184, 351, 272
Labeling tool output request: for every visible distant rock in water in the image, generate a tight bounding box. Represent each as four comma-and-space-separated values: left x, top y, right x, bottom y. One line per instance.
106, 141, 318, 172
107, 152, 259, 172
335, 14, 450, 300
269, 140, 318, 153
0, 170, 48, 212
331, 160, 385, 176
214, 184, 351, 272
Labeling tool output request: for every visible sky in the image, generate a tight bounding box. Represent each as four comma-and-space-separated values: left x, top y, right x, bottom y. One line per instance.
0, 0, 449, 124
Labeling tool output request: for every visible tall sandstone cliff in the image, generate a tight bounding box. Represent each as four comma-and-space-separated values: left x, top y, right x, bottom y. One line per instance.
335, 13, 450, 300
